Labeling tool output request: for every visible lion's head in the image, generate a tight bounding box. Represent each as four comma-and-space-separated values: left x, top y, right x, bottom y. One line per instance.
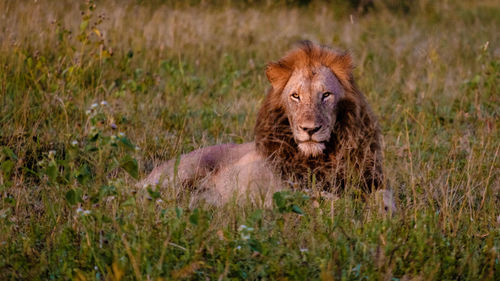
271, 60, 348, 157
255, 41, 382, 190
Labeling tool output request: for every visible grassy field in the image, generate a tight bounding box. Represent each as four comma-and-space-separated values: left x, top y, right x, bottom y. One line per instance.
0, 0, 499, 280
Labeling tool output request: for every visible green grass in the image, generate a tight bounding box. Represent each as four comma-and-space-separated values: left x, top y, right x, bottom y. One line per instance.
0, 0, 499, 280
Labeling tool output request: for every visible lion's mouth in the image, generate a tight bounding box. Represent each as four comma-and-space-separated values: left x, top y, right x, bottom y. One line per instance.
300, 140, 325, 144
297, 139, 327, 145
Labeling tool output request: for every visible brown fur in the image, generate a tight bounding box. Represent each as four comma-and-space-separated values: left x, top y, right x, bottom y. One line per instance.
254, 40, 383, 192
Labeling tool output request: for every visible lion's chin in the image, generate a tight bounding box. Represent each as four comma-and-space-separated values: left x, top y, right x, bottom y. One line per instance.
297, 142, 326, 157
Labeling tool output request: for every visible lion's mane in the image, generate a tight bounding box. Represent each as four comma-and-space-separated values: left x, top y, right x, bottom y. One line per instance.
254, 41, 383, 192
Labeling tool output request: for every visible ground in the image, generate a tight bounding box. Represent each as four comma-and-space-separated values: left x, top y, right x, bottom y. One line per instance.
0, 0, 499, 280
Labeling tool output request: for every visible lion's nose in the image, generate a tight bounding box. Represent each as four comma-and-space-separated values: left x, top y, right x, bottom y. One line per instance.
300, 125, 322, 136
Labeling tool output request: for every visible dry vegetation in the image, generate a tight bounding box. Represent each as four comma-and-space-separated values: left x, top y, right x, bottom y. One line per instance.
0, 0, 499, 280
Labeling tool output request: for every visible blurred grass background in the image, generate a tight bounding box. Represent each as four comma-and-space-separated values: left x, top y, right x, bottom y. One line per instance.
0, 0, 499, 280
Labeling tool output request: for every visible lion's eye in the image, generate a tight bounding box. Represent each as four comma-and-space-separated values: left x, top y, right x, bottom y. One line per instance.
322, 92, 332, 99
291, 93, 300, 100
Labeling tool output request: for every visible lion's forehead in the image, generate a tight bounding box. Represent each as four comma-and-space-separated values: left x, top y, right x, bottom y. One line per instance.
285, 66, 344, 99
312, 67, 344, 96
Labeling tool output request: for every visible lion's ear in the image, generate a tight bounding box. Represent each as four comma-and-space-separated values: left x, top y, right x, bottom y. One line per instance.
266, 62, 291, 90
326, 52, 353, 89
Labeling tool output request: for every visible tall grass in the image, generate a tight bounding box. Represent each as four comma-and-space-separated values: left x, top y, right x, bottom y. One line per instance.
0, 0, 499, 279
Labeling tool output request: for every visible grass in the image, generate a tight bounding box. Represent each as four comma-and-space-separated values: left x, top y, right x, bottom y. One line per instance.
0, 0, 499, 280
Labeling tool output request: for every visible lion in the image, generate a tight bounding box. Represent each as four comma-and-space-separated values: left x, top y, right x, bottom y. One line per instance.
140, 41, 395, 211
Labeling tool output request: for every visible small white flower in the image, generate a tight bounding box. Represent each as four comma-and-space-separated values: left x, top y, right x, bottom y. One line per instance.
85, 110, 91, 115
241, 234, 250, 240
236, 245, 242, 250
91, 103, 98, 109
94, 266, 98, 270
118, 132, 125, 137
239, 225, 254, 232
76, 207, 91, 216
300, 248, 308, 253
48, 150, 56, 157
71, 140, 78, 146
135, 146, 140, 151
100, 101, 108, 106
156, 199, 163, 203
